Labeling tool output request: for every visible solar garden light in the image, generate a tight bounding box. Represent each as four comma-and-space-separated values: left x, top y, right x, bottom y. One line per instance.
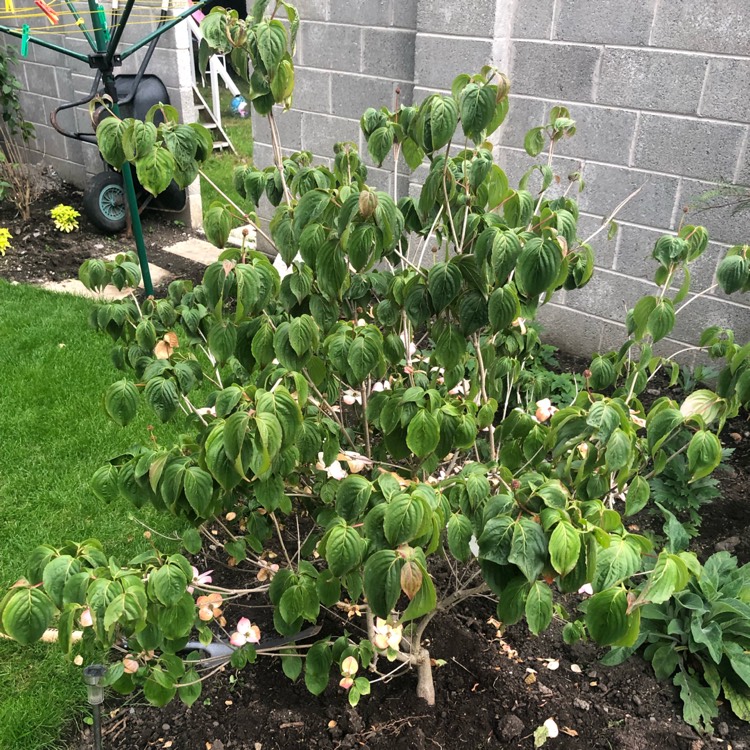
83, 664, 107, 750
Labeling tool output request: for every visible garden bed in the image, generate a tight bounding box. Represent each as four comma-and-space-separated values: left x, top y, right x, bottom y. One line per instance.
3, 188, 750, 750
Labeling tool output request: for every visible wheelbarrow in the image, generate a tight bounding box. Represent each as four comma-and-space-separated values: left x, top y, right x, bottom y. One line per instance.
50, 9, 186, 233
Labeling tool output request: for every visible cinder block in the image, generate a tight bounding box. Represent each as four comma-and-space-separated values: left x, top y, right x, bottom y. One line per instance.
512, 0, 555, 39
24, 61, 60, 98
577, 162, 680, 229
331, 74, 410, 120
32, 124, 70, 161
633, 114, 745, 182
362, 29, 415, 82
414, 34, 493, 90
564, 267, 655, 321
677, 178, 750, 247
510, 41, 600, 101
700, 59, 750, 123
554, 0, 655, 45
296, 0, 329, 21
536, 302, 607, 356
652, 0, 750, 57
416, 0, 496, 37
301, 112, 359, 158
498, 96, 548, 149
292, 67, 332, 115
392, 0, 418, 29
596, 49, 708, 116
331, 0, 391, 26
554, 104, 637, 166
251, 108, 303, 151
496, 147, 581, 201
300, 22, 362, 73
577, 212, 617, 269
251, 142, 275, 170
613, 224, 717, 289
670, 293, 750, 345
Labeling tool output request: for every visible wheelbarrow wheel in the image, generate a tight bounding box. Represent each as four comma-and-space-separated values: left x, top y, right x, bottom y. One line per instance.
83, 171, 127, 233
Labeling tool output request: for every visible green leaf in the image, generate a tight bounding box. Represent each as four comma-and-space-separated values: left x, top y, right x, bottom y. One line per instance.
488, 284, 520, 332
525, 581, 553, 635
104, 379, 139, 427
208, 320, 237, 364
549, 521, 581, 577
427, 262, 463, 311
524, 126, 545, 157
182, 528, 202, 555
674, 671, 718, 733
585, 588, 630, 646
594, 536, 641, 590
447, 514, 473, 563
135, 146, 175, 197
91, 464, 121, 505
428, 95, 459, 151
335, 476, 372, 522
42, 555, 82, 610
367, 126, 394, 166
178, 670, 202, 707
305, 641, 332, 695
144, 673, 176, 707
605, 428, 631, 472
2, 588, 54, 645
325, 523, 364, 578
433, 324, 465, 370
716, 254, 748, 295
293, 188, 330, 236
96, 117, 126, 169
460, 83, 496, 142
647, 299, 675, 342
122, 119, 157, 161
349, 334, 381, 384
144, 377, 179, 423
687, 430, 722, 481
639, 552, 688, 605
406, 409, 440, 458
478, 516, 514, 566
625, 476, 650, 516
515, 238, 561, 298
363, 550, 403, 619
722, 679, 750, 722
384, 495, 425, 546
255, 19, 287, 71
204, 202, 232, 248
150, 564, 188, 606
183, 466, 214, 517
508, 517, 548, 582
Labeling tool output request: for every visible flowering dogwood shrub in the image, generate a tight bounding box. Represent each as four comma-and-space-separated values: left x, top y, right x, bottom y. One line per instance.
1, 2, 748, 716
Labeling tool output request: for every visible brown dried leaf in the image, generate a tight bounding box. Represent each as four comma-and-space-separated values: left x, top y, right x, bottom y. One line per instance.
400, 560, 423, 600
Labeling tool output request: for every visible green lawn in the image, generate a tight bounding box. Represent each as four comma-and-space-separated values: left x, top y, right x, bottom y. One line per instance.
0, 282, 187, 749
199, 83, 256, 219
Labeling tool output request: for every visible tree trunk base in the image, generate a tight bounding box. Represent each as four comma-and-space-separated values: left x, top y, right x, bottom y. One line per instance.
415, 649, 435, 705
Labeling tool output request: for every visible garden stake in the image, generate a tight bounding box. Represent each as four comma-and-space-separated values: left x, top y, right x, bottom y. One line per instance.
82, 664, 107, 750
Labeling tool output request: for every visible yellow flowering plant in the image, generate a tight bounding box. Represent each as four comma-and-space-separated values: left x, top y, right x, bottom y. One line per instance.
0, 227, 11, 255
50, 203, 80, 233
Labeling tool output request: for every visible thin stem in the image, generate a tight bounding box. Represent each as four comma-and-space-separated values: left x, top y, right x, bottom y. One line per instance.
361, 382, 372, 459
198, 169, 279, 252
267, 110, 293, 205
675, 283, 718, 315
472, 334, 497, 461
580, 184, 645, 247
416, 205, 444, 268
270, 512, 294, 569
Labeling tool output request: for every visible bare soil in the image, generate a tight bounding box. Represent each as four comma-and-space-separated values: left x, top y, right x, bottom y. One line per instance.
3, 186, 749, 750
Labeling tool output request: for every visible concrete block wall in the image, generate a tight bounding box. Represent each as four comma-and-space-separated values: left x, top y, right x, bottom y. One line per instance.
253, 0, 750, 358
500, 0, 750, 357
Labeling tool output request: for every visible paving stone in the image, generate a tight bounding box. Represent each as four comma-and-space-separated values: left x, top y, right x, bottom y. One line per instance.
161, 239, 224, 265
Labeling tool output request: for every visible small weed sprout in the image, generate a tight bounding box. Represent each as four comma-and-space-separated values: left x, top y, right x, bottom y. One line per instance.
50, 204, 81, 233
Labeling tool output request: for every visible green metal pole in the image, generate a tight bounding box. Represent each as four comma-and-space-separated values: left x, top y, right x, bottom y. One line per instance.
118, 2, 207, 60
0, 24, 90, 62
88, 0, 154, 296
